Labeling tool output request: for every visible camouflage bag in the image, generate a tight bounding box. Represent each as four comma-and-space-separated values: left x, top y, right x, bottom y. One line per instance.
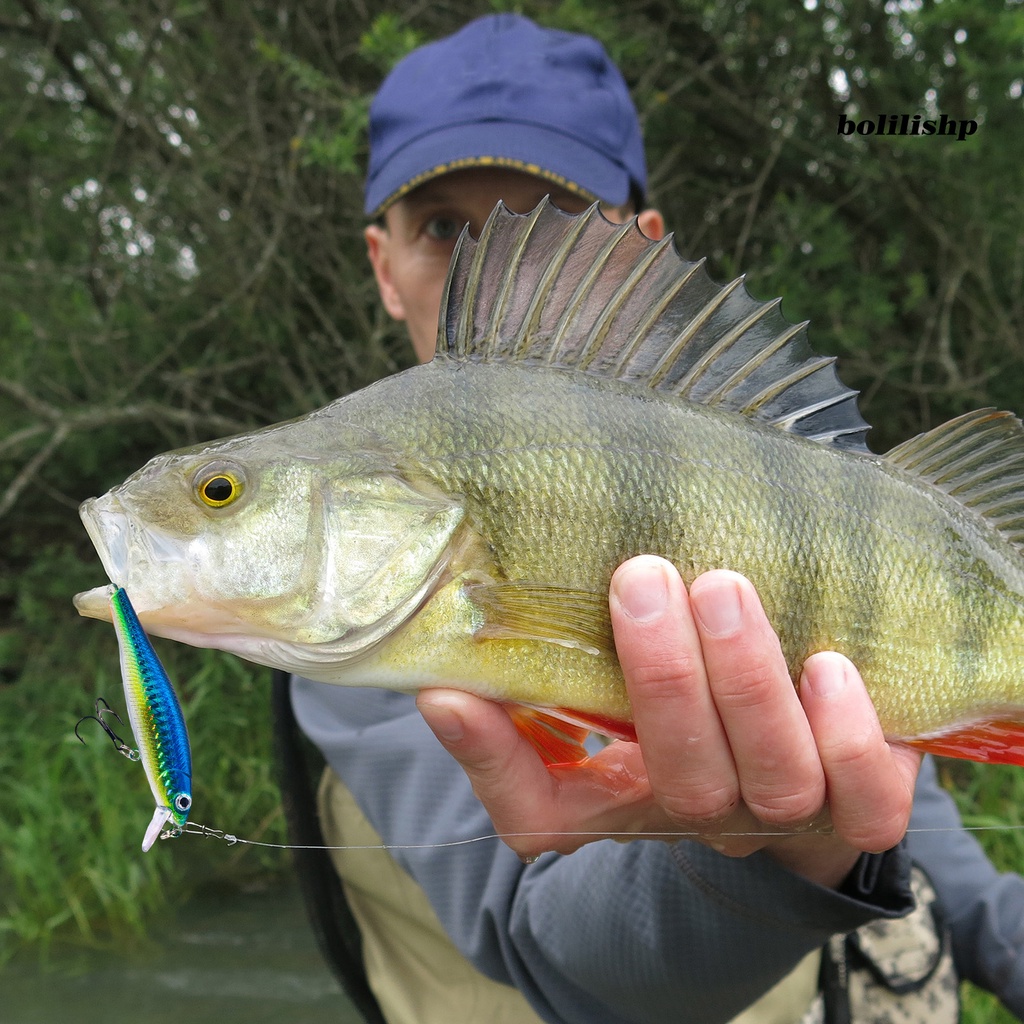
801, 866, 959, 1024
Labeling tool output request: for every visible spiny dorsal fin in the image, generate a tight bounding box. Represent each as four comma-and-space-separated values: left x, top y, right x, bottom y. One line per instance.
886, 409, 1024, 548
437, 198, 870, 451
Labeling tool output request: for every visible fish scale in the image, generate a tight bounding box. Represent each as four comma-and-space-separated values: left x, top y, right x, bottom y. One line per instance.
338, 357, 1024, 743
74, 200, 1024, 767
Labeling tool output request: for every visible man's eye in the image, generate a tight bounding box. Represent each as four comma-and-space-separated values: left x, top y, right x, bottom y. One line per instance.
424, 216, 462, 241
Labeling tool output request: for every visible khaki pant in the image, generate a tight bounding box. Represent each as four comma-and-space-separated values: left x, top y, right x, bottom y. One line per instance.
318, 768, 820, 1024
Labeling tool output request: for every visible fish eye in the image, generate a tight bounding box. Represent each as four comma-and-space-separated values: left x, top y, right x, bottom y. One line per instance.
175, 794, 192, 813
195, 465, 245, 509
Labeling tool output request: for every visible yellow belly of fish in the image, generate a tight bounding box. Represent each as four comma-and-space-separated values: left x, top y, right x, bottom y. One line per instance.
339, 577, 631, 721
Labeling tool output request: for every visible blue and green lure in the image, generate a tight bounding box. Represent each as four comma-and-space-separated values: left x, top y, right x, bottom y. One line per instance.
79, 586, 193, 852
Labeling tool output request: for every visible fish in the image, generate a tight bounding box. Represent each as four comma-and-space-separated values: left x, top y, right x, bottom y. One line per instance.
74, 199, 1024, 767
109, 585, 193, 851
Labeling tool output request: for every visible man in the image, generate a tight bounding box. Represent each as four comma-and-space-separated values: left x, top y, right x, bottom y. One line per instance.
290, 14, 1024, 1023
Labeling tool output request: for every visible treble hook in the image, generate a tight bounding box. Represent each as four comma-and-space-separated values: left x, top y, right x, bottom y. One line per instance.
75, 697, 140, 761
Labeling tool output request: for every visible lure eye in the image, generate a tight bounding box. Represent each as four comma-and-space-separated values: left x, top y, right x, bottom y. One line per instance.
175, 794, 192, 813
195, 466, 245, 509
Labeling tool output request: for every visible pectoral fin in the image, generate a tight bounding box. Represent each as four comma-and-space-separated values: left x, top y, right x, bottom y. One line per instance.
465, 580, 614, 656
464, 581, 635, 765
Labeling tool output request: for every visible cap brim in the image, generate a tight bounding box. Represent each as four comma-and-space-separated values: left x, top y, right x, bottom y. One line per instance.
364, 121, 632, 217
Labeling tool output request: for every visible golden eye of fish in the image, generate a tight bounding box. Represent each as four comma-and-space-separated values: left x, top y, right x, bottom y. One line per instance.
195, 468, 245, 508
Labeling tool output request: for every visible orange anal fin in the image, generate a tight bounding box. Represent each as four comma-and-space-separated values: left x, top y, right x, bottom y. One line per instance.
553, 708, 637, 745
505, 705, 637, 767
906, 720, 1024, 766
506, 706, 591, 766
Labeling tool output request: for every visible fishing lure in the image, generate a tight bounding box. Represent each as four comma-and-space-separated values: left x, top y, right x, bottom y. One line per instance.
77, 586, 192, 852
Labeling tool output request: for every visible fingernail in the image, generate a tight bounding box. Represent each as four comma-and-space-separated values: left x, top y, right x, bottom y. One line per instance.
691, 577, 743, 637
612, 557, 669, 622
418, 697, 465, 743
800, 652, 850, 699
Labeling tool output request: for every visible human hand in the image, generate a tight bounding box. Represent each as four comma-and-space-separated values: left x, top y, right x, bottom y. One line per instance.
417, 557, 921, 888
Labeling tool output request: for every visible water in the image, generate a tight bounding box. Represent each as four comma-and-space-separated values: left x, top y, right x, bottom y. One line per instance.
2, 882, 364, 1024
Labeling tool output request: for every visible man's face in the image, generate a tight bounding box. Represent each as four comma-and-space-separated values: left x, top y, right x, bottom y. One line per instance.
365, 167, 606, 364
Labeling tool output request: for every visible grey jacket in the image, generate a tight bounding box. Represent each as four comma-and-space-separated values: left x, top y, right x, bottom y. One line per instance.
290, 681, 1023, 1023
906, 754, 1024, 1012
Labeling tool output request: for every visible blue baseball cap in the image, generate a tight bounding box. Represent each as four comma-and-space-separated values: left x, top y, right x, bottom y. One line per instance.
364, 14, 647, 217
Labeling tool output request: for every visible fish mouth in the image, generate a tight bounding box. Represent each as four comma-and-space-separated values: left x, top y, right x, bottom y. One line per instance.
73, 496, 129, 621
73, 585, 115, 621
72, 492, 282, 644
84, 494, 137, 578
74, 494, 187, 623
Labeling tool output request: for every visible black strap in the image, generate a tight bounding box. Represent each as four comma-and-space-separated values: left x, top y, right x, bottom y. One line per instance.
270, 669, 388, 1024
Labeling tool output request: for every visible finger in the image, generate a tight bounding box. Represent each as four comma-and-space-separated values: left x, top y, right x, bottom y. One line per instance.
417, 690, 657, 856
799, 652, 921, 852
689, 572, 825, 827
417, 689, 556, 839
610, 557, 740, 823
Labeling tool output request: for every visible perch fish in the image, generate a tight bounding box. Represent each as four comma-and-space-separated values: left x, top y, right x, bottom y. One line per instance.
74, 200, 1024, 767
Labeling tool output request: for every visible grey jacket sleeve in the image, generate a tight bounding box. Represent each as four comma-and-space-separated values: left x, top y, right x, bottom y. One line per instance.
292, 679, 914, 1024
907, 755, 1024, 1017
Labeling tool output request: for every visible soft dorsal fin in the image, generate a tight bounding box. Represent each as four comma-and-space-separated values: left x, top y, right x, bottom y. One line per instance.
437, 198, 870, 451
886, 409, 1024, 548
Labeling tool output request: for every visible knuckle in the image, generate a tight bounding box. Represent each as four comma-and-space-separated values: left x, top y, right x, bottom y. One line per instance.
841, 804, 911, 853
658, 782, 741, 827
710, 662, 779, 710
820, 724, 879, 776
623, 650, 704, 697
464, 744, 520, 787
837, 772, 915, 851
825, 747, 915, 852
740, 749, 828, 826
745, 785, 825, 827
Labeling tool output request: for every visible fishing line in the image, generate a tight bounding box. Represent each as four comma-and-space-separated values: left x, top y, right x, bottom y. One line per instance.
167, 819, 1024, 853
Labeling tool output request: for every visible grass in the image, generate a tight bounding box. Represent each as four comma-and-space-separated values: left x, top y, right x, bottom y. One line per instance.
962, 984, 1021, 1024
0, 603, 289, 963
940, 758, 1024, 1023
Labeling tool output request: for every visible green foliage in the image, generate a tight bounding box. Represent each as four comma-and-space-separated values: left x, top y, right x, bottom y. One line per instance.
0, 601, 287, 961
961, 986, 1020, 1024
1, 8, 1022, 1019
359, 13, 425, 72
945, 761, 1024, 1024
